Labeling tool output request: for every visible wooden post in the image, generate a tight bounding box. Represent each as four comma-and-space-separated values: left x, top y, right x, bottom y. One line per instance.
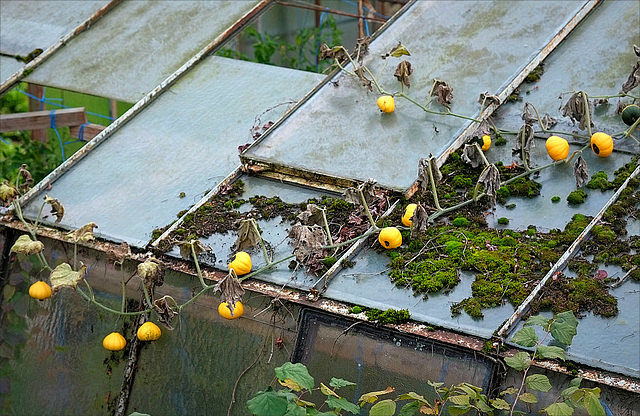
27, 83, 47, 143
358, 0, 364, 38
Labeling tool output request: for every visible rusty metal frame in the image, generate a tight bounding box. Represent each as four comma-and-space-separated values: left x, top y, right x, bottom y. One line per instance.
13, 0, 274, 212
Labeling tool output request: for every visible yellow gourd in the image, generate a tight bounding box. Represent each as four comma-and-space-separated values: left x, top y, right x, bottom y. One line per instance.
218, 301, 244, 320
545, 136, 569, 161
137, 322, 161, 341
377, 96, 395, 113
103, 332, 127, 351
28, 281, 52, 300
402, 204, 418, 227
481, 135, 491, 151
378, 227, 402, 249
590, 132, 613, 157
229, 252, 251, 276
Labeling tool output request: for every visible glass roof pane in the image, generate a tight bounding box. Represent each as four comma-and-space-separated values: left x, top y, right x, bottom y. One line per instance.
23, 0, 264, 103
0, 0, 109, 56
20, 57, 323, 247
243, 0, 590, 191
0, 56, 23, 86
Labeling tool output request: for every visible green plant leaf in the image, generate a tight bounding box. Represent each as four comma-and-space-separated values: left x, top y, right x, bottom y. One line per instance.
500, 387, 518, 396
320, 382, 339, 397
561, 386, 579, 400
490, 398, 511, 410
286, 401, 307, 416
526, 374, 552, 392
369, 399, 396, 416
583, 388, 605, 416
505, 351, 531, 370
449, 395, 470, 406
10, 235, 44, 255
397, 392, 428, 404
550, 311, 578, 346
525, 314, 551, 329
542, 402, 574, 416
3, 284, 16, 303
330, 377, 356, 389
398, 400, 421, 416
326, 396, 360, 415
50, 262, 87, 293
569, 377, 583, 388
518, 392, 538, 404
246, 388, 290, 416
537, 345, 566, 360
476, 396, 493, 413
512, 326, 538, 347
358, 387, 395, 405
275, 362, 314, 392
447, 405, 472, 416
128, 413, 151, 416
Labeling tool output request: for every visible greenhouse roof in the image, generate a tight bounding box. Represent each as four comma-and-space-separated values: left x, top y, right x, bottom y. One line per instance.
5, 0, 640, 381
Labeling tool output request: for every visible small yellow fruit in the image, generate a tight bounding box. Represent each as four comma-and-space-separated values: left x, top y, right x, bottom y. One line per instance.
219, 301, 244, 320
137, 322, 161, 342
590, 132, 613, 157
229, 252, 252, 276
402, 204, 418, 227
103, 332, 127, 351
545, 136, 569, 161
481, 135, 491, 151
378, 227, 402, 249
28, 281, 52, 300
377, 95, 395, 113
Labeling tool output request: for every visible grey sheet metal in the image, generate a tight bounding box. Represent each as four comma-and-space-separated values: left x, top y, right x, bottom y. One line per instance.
241, 0, 594, 192
20, 57, 323, 248
22, 0, 266, 103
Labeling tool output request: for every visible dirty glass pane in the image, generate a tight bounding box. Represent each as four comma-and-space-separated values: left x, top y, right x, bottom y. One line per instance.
127, 270, 299, 416
0, 1, 109, 56
0, 56, 24, 85
20, 58, 323, 248
243, 0, 590, 191
24, 1, 265, 102
293, 309, 497, 406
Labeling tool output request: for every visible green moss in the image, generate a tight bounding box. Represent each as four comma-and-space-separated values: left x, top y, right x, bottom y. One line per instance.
551, 196, 561, 203
349, 306, 364, 314
497, 217, 509, 225
452, 217, 470, 227
365, 308, 411, 325
567, 190, 587, 205
586, 171, 612, 191
591, 225, 616, 243
505, 203, 516, 210
322, 256, 337, 268
531, 275, 618, 318
452, 175, 473, 188
525, 64, 544, 82
495, 135, 507, 146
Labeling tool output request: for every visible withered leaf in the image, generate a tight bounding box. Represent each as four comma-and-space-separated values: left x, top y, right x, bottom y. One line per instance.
137, 257, 165, 288
472, 119, 491, 140
562, 92, 593, 131
462, 143, 484, 168
153, 297, 177, 330
44, 195, 64, 223
288, 224, 327, 264
343, 179, 377, 207
106, 242, 131, 267
297, 204, 325, 227
17, 164, 33, 192
10, 234, 44, 255
178, 239, 211, 259
634, 44, 640, 57
214, 273, 245, 315
233, 219, 262, 252
621, 60, 640, 94
521, 102, 537, 126
541, 114, 557, 130
478, 164, 501, 206
573, 156, 589, 188
355, 36, 371, 62
389, 42, 411, 58
410, 203, 429, 239
478, 92, 500, 106
394, 60, 413, 88
416, 156, 443, 189
318, 44, 347, 62
431, 80, 453, 109
0, 182, 19, 203
354, 67, 373, 91
50, 262, 87, 294
66, 222, 98, 243
512, 124, 535, 168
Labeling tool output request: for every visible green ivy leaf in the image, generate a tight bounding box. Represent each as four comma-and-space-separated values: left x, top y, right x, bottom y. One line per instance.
501, 387, 518, 396
369, 399, 396, 416
50, 262, 87, 293
519, 392, 538, 404
537, 345, 566, 361
505, 351, 531, 371
330, 377, 356, 389
358, 387, 395, 405
447, 405, 472, 416
525, 314, 551, 329
583, 388, 605, 416
398, 401, 421, 416
449, 395, 470, 406
10, 235, 44, 256
490, 397, 511, 410
512, 326, 538, 347
320, 382, 339, 397
526, 374, 552, 392
326, 396, 360, 415
246, 388, 290, 416
550, 311, 578, 346
569, 377, 583, 388
397, 392, 428, 404
542, 402, 574, 416
286, 401, 307, 416
275, 362, 314, 392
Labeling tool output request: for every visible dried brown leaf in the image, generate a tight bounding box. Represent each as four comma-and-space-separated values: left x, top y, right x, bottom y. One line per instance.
574, 156, 589, 188
233, 219, 262, 252
354, 67, 373, 91
297, 204, 325, 227
472, 119, 491, 140
214, 273, 245, 314
389, 42, 411, 58
153, 297, 177, 330
410, 203, 429, 239
478, 164, 501, 206
178, 239, 211, 259
541, 114, 557, 130
394, 60, 413, 88
521, 102, 537, 126
512, 124, 534, 167
355, 36, 371, 62
137, 257, 165, 289
431, 80, 453, 109
66, 222, 98, 243
17, 164, 33, 193
288, 224, 327, 264
478, 92, 500, 106
562, 92, 593, 131
462, 143, 484, 168
318, 44, 347, 62
621, 60, 640, 94
43, 195, 64, 223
